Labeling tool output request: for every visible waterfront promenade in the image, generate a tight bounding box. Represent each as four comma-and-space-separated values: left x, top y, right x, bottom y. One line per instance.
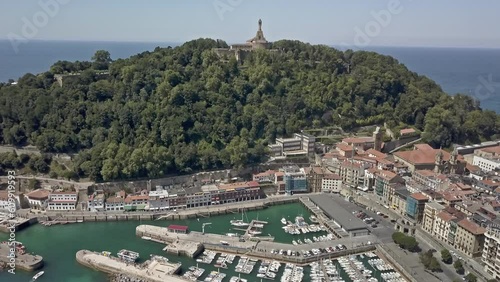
76, 250, 186, 282
28, 193, 311, 222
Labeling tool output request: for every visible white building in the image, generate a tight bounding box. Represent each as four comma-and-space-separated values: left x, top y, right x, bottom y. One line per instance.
473, 155, 500, 172
88, 193, 105, 212
47, 192, 78, 211
321, 174, 342, 193
148, 189, 170, 211
105, 197, 125, 211
25, 189, 50, 210
252, 170, 276, 183
483, 225, 500, 280
0, 191, 20, 212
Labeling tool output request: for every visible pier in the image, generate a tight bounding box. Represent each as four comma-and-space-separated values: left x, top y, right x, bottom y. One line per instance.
76, 250, 185, 282
0, 244, 43, 271
136, 225, 377, 265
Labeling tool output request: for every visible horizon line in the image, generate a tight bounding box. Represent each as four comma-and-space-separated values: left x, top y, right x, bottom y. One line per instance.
0, 38, 499, 51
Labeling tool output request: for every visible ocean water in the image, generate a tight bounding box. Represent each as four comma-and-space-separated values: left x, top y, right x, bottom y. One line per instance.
0, 40, 499, 112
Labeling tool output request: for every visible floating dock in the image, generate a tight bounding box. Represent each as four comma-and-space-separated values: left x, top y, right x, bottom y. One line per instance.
0, 243, 43, 271
76, 250, 185, 282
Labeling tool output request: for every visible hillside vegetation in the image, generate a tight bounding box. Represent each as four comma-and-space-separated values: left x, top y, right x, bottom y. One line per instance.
0, 39, 498, 181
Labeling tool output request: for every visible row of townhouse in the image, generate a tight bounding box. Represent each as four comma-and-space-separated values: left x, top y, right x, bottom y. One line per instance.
252, 166, 343, 194
88, 181, 263, 212
422, 202, 487, 258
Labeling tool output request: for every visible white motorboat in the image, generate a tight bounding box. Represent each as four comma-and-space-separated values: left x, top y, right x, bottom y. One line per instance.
32, 271, 44, 281
281, 217, 287, 225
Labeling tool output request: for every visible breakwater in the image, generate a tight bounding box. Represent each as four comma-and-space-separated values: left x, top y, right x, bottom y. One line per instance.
136, 225, 377, 266
0, 244, 43, 271
76, 250, 186, 282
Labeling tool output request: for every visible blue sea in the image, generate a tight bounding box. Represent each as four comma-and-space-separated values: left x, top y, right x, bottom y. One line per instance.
1, 40, 499, 112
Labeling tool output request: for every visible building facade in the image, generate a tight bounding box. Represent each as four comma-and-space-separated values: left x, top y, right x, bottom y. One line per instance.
454, 218, 486, 257
422, 202, 445, 234
321, 174, 342, 193
483, 225, 500, 279
47, 192, 78, 211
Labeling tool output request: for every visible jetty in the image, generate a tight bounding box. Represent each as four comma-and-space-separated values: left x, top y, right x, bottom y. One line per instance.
0, 244, 43, 271
136, 225, 376, 265
76, 250, 185, 282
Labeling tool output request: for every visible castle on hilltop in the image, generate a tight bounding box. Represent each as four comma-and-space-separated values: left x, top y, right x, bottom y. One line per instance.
214, 19, 276, 62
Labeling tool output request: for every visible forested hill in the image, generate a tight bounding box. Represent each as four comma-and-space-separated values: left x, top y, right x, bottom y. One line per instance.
0, 39, 499, 181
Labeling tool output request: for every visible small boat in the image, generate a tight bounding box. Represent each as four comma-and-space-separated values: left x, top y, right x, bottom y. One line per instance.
281, 217, 287, 225
32, 271, 44, 281
248, 230, 262, 235
117, 249, 139, 262
230, 220, 250, 227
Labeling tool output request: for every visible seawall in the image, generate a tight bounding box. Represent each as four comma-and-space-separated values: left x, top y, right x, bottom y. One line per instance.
0, 244, 43, 271
40, 193, 304, 222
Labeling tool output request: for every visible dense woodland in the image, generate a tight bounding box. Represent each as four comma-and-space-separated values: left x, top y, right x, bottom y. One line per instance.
0, 39, 499, 181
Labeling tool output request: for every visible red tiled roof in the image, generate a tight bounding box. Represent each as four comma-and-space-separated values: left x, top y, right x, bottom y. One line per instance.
323, 174, 341, 180
336, 143, 354, 152
366, 149, 387, 159
394, 144, 459, 165
457, 219, 486, 235
124, 195, 149, 203
51, 191, 77, 195
436, 211, 456, 222
410, 192, 429, 201
167, 225, 188, 231
26, 189, 50, 200
0, 191, 8, 201
480, 146, 500, 155
400, 128, 416, 135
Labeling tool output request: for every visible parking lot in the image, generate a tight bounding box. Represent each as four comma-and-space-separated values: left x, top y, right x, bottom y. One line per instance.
330, 194, 396, 243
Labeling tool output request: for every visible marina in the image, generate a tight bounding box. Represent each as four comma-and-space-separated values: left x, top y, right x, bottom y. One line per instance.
0, 203, 407, 282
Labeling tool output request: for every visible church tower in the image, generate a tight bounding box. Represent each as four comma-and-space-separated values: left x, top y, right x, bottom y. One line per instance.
449, 147, 458, 174
434, 149, 444, 173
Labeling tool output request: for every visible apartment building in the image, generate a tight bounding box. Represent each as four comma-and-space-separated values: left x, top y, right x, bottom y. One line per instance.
88, 192, 105, 212
473, 155, 500, 172
25, 189, 50, 210
321, 174, 342, 193
47, 191, 78, 211
455, 218, 486, 257
252, 170, 276, 183
392, 188, 410, 216
483, 225, 500, 279
422, 202, 445, 234
269, 132, 316, 157
406, 192, 429, 223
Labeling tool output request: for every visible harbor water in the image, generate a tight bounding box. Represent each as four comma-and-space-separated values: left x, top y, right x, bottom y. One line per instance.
0, 203, 396, 282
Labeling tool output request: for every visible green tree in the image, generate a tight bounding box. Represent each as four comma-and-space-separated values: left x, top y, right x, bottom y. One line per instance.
441, 249, 452, 264
92, 50, 112, 70
453, 260, 464, 275
464, 273, 477, 282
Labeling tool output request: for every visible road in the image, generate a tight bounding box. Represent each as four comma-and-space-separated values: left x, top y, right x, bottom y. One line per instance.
355, 191, 490, 282
0, 175, 94, 190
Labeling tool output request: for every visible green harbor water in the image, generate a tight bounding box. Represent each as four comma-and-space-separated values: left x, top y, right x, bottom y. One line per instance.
0, 203, 335, 282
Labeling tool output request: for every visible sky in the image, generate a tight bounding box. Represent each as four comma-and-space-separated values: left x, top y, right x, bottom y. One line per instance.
0, 0, 499, 48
